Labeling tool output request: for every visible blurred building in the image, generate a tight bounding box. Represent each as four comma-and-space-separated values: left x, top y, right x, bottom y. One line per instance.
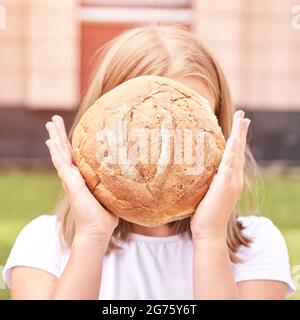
0, 0, 299, 166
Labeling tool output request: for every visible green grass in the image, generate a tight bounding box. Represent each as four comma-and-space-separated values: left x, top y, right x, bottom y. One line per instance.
0, 170, 62, 299
0, 170, 299, 299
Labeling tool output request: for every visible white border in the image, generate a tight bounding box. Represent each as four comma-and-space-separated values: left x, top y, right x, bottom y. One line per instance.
79, 7, 192, 23
82, 0, 190, 6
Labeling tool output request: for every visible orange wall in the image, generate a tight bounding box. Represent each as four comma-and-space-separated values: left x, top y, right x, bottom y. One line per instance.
80, 22, 133, 93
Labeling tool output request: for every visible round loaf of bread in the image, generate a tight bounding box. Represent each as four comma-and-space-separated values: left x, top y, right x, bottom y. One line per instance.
72, 75, 225, 226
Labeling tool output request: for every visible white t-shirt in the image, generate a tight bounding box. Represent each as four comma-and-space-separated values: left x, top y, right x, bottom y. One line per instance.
2, 214, 295, 299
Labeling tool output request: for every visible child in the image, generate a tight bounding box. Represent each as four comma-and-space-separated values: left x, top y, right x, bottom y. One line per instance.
3, 25, 295, 299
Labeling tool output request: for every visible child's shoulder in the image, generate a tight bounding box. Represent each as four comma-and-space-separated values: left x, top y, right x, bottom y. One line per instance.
3, 214, 64, 288
15, 214, 60, 246
234, 215, 295, 295
237, 215, 282, 239
238, 214, 276, 230
237, 215, 289, 262
21, 214, 59, 233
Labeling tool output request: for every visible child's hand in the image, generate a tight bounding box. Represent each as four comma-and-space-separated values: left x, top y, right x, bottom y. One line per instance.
190, 110, 250, 242
45, 115, 118, 243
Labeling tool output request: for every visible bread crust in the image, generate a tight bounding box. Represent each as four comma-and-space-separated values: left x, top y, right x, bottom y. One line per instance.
72, 76, 225, 226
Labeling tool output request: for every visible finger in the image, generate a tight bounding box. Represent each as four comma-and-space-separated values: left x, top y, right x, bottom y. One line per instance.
228, 110, 246, 156
239, 118, 251, 168
219, 137, 238, 170
231, 110, 245, 138
51, 115, 72, 151
232, 118, 250, 187
207, 166, 235, 200
45, 121, 64, 152
46, 138, 83, 196
213, 112, 246, 194
237, 118, 250, 160
45, 139, 68, 179
45, 121, 70, 163
226, 111, 244, 154
219, 119, 243, 171
234, 115, 244, 140
51, 115, 72, 164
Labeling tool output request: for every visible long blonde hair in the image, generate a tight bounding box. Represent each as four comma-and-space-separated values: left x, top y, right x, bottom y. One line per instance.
56, 24, 256, 262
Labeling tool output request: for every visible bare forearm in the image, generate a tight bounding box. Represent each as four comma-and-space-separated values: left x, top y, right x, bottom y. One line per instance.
193, 238, 238, 300
51, 236, 109, 300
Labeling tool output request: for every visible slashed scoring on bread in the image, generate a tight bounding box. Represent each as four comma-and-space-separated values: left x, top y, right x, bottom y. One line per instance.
72, 76, 225, 226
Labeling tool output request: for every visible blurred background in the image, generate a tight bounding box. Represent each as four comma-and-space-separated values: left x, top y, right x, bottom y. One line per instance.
0, 0, 300, 299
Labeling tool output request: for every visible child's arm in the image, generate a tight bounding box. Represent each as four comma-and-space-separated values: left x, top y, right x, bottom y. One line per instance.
191, 110, 247, 299
191, 110, 287, 299
11, 115, 118, 299
10, 235, 109, 300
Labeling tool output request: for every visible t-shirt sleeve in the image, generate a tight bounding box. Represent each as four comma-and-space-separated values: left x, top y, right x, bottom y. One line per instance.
233, 216, 296, 297
2, 215, 63, 289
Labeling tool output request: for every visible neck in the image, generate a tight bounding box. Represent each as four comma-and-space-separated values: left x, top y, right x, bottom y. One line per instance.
131, 223, 177, 237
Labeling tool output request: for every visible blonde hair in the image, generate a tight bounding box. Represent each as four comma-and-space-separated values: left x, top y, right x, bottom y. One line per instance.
56, 24, 256, 262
